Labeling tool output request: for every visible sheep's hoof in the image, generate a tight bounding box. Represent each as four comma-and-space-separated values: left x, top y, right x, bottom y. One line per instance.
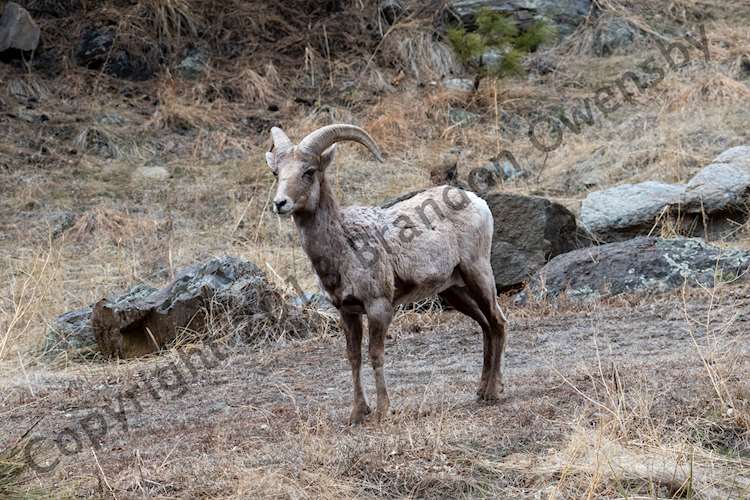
374, 399, 391, 423
349, 403, 371, 425
477, 383, 504, 403
476, 380, 488, 397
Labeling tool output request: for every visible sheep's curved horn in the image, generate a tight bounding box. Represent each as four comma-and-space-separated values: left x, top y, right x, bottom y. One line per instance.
298, 124, 384, 162
271, 127, 293, 153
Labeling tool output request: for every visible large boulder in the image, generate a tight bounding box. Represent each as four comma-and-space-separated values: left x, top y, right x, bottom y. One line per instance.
41, 256, 337, 359
681, 146, 750, 212
92, 257, 286, 357
448, 0, 592, 37
43, 284, 158, 358
0, 2, 40, 53
525, 237, 750, 302
482, 192, 589, 290
580, 181, 685, 240
580, 146, 750, 241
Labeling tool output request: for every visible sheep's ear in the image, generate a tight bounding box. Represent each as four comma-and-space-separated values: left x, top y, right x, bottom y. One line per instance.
319, 144, 337, 171
265, 152, 277, 173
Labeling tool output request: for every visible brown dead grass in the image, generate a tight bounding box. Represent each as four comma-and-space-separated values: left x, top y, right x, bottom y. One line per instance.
1, 0, 750, 496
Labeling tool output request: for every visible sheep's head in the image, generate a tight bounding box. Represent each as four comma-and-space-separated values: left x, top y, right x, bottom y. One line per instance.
266, 125, 383, 216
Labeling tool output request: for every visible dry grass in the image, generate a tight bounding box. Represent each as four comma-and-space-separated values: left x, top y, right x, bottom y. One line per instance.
1, 0, 750, 496
380, 23, 463, 81
0, 421, 57, 499
665, 71, 750, 111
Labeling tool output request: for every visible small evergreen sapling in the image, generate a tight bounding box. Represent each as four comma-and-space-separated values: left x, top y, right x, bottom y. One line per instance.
447, 8, 555, 77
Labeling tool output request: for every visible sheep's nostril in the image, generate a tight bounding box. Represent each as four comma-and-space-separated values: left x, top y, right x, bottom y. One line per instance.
274, 199, 288, 212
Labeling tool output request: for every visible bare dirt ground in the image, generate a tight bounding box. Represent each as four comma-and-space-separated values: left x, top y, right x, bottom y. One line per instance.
2, 285, 749, 498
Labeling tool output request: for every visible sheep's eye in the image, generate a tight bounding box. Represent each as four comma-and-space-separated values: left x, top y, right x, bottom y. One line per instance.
272, 170, 278, 177
303, 168, 316, 178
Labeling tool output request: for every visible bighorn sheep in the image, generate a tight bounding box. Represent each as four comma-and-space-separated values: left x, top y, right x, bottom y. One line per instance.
266, 124, 508, 424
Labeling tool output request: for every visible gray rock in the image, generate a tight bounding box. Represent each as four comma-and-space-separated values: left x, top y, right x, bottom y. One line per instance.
581, 181, 686, 239
379, 0, 405, 24
47, 210, 78, 239
482, 192, 589, 290
682, 146, 750, 212
133, 166, 170, 181
527, 53, 556, 75
449, 0, 592, 37
44, 283, 158, 357
44, 306, 96, 356
467, 165, 498, 192
97, 113, 126, 126
76, 27, 155, 81
500, 159, 523, 179
480, 47, 505, 67
482, 158, 524, 180
291, 292, 336, 311
525, 237, 750, 302
443, 78, 475, 92
176, 48, 209, 80
0, 2, 40, 52
448, 107, 479, 125
593, 16, 636, 56
91, 256, 286, 358
578, 145, 750, 241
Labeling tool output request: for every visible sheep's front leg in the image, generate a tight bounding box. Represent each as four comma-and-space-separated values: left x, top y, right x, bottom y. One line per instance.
342, 312, 370, 424
365, 299, 393, 422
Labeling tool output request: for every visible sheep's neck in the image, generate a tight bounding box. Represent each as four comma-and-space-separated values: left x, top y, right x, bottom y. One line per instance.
293, 178, 347, 294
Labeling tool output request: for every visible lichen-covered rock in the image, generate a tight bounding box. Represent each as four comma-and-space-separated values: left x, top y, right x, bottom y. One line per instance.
443, 78, 475, 92
525, 237, 750, 302
85, 256, 334, 358
92, 257, 268, 357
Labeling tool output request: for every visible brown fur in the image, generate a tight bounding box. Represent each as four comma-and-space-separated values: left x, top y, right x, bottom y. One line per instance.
267, 126, 508, 424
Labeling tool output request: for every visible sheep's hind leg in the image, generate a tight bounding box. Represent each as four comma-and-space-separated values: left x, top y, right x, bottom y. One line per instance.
439, 286, 492, 398
342, 312, 371, 424
459, 263, 508, 402
365, 298, 394, 422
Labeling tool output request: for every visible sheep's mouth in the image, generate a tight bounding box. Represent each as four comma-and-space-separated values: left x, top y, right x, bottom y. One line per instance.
274, 206, 294, 217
